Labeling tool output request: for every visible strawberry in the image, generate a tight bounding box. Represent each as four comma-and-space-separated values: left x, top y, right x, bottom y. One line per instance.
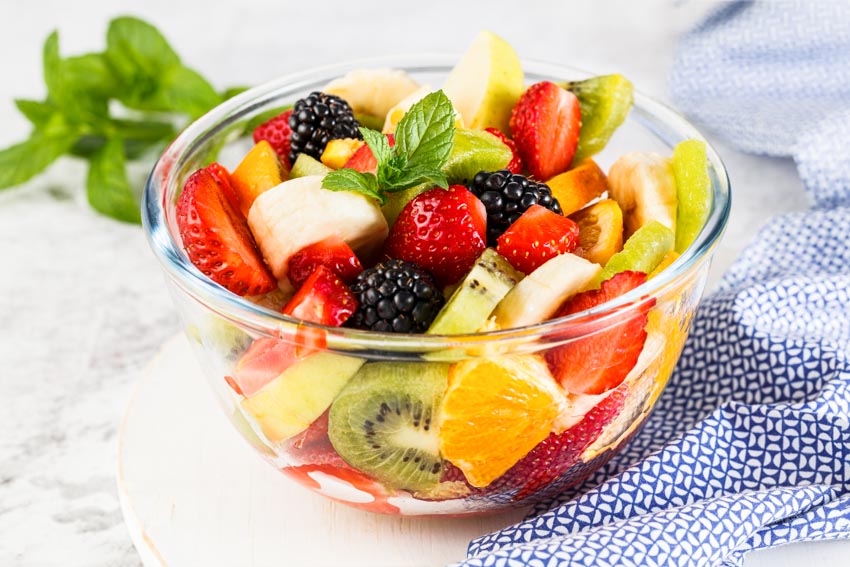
281, 462, 400, 514
496, 204, 580, 274
546, 271, 653, 395
287, 236, 363, 289
253, 109, 293, 169
206, 162, 241, 213
485, 127, 523, 174
343, 133, 394, 173
500, 387, 627, 500
177, 167, 276, 296
383, 185, 487, 286
510, 82, 581, 181
228, 337, 300, 396
282, 266, 358, 326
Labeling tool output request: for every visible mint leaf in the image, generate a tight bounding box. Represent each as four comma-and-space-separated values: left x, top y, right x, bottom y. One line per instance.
42, 31, 109, 126
361, 128, 391, 167
323, 169, 385, 205
384, 166, 448, 193
62, 53, 120, 98
0, 129, 78, 189
145, 65, 222, 119
86, 137, 141, 223
15, 99, 57, 129
105, 16, 180, 86
394, 90, 455, 172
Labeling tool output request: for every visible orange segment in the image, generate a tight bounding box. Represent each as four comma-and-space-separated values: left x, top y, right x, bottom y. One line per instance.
647, 250, 680, 280
321, 138, 365, 169
231, 140, 283, 217
545, 158, 608, 216
437, 355, 564, 487
570, 199, 624, 265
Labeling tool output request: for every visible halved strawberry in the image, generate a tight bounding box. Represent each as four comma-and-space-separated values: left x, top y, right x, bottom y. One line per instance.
253, 109, 293, 169
510, 82, 581, 180
383, 185, 487, 286
545, 271, 653, 395
287, 236, 363, 289
496, 204, 580, 274
228, 337, 300, 396
177, 167, 276, 296
485, 127, 523, 174
282, 266, 358, 326
206, 162, 240, 213
343, 133, 395, 173
500, 387, 626, 500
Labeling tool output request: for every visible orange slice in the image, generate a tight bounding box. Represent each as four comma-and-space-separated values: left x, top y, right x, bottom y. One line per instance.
570, 198, 624, 265
437, 355, 564, 487
320, 138, 365, 169
545, 158, 608, 216
231, 140, 283, 217
647, 250, 680, 280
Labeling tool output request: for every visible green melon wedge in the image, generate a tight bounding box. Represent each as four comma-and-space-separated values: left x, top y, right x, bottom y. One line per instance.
672, 139, 712, 253
560, 74, 634, 163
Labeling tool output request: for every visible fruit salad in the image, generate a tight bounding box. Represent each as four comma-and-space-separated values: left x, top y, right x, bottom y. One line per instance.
173, 31, 715, 514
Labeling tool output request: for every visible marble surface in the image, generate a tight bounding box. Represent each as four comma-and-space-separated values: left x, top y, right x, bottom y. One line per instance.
0, 1, 811, 565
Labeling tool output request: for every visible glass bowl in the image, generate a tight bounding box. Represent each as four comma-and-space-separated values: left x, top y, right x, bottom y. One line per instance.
142, 54, 730, 516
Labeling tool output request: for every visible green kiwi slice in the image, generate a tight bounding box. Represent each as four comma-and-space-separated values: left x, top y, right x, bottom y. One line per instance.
560, 74, 634, 164
289, 153, 332, 179
328, 362, 449, 492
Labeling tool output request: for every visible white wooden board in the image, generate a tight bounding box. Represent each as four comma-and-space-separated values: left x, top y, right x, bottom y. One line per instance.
117, 335, 850, 566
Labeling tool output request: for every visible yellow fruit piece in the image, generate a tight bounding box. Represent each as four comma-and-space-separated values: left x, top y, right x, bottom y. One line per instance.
570, 199, 624, 266
546, 159, 609, 216
231, 140, 283, 217
608, 152, 677, 239
438, 355, 564, 487
383, 85, 464, 134
647, 251, 680, 280
320, 138, 365, 170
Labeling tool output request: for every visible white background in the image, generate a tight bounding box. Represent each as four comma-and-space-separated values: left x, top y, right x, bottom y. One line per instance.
0, 1, 827, 566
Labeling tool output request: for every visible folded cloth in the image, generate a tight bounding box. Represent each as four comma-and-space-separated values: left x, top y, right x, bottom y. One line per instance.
457, 3, 850, 565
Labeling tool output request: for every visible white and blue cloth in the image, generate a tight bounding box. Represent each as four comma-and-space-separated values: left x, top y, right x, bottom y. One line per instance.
458, 2, 850, 565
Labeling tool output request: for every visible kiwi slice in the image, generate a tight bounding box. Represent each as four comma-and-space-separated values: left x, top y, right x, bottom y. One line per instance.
289, 153, 332, 179
595, 220, 674, 285
672, 139, 712, 253
560, 74, 634, 164
328, 362, 449, 492
443, 129, 513, 184
427, 248, 523, 335
381, 182, 432, 226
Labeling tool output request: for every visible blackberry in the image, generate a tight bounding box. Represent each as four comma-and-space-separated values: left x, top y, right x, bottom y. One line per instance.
347, 259, 445, 334
467, 169, 563, 246
288, 91, 362, 164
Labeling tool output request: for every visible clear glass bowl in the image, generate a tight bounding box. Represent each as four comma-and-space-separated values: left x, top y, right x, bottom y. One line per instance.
143, 55, 730, 516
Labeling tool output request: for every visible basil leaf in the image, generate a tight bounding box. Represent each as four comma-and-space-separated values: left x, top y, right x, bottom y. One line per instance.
393, 90, 455, 172
86, 137, 141, 223
322, 169, 385, 205
0, 129, 78, 189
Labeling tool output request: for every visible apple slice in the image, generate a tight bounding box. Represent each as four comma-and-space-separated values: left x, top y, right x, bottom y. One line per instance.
442, 30, 524, 134
241, 352, 365, 443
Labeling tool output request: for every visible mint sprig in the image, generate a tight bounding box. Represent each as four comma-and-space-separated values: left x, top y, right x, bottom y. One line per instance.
0, 16, 242, 223
322, 90, 455, 204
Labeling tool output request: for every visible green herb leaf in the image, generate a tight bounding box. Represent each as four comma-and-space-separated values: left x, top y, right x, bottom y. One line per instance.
86, 137, 141, 223
105, 16, 180, 86
0, 129, 78, 189
322, 169, 385, 205
62, 53, 120, 98
42, 31, 109, 126
15, 99, 57, 129
393, 90, 455, 172
145, 64, 222, 119
384, 166, 448, 193
360, 127, 391, 167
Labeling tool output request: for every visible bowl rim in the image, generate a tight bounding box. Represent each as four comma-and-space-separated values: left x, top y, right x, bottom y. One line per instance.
142, 53, 730, 352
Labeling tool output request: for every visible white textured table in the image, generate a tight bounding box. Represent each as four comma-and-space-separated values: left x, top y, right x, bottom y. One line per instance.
0, 1, 839, 565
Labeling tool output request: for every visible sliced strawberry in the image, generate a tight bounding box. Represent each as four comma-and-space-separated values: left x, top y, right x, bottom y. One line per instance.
343, 133, 395, 173
383, 185, 487, 286
287, 236, 363, 289
282, 266, 358, 326
496, 204, 580, 274
485, 127, 523, 174
501, 387, 626, 500
177, 167, 276, 296
510, 82, 581, 180
546, 271, 653, 395
281, 462, 400, 514
229, 337, 300, 396
253, 109, 293, 169
206, 162, 241, 213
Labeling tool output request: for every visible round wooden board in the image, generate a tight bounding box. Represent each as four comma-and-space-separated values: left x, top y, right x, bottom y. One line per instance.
118, 335, 850, 566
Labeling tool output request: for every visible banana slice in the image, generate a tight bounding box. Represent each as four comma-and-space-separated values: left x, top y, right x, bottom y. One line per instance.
247, 176, 388, 281
491, 253, 601, 329
324, 68, 421, 121
382, 85, 464, 134
607, 152, 677, 239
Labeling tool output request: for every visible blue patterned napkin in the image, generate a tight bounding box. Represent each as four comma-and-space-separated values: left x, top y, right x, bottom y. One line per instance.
457, 3, 850, 565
